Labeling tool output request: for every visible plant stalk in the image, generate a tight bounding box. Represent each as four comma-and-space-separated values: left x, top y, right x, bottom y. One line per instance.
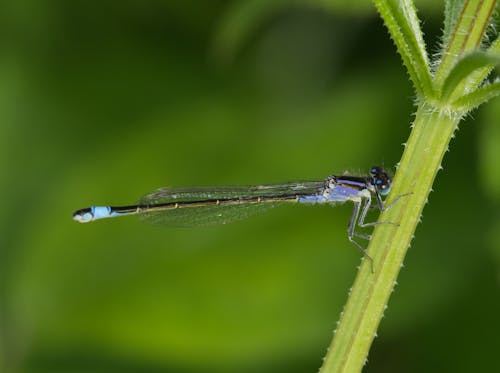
320, 105, 459, 372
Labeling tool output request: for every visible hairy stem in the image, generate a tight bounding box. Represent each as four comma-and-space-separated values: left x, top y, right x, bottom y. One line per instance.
320, 106, 459, 372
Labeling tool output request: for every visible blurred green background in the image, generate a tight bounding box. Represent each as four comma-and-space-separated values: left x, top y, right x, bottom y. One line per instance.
1, 1, 499, 372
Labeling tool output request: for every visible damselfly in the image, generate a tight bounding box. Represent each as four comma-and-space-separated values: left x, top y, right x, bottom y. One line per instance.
73, 166, 402, 265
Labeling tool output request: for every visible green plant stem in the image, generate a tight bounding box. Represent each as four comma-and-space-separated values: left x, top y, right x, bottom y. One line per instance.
435, 0, 497, 85
319, 0, 498, 370
320, 105, 459, 372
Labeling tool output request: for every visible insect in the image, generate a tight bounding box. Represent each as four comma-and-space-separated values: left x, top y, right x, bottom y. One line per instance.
74, 166, 404, 269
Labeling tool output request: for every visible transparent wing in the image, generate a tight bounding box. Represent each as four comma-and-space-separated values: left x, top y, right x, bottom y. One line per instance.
139, 201, 284, 226
138, 181, 326, 227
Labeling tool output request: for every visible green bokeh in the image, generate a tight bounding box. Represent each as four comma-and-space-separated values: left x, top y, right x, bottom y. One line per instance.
1, 2, 499, 372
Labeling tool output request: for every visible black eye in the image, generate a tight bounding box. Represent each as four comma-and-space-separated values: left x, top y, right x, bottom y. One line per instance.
376, 179, 382, 185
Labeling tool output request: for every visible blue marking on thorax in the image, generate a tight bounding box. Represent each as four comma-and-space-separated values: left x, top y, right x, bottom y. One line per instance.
298, 183, 365, 204
336, 178, 366, 189
298, 195, 327, 203
327, 185, 363, 201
